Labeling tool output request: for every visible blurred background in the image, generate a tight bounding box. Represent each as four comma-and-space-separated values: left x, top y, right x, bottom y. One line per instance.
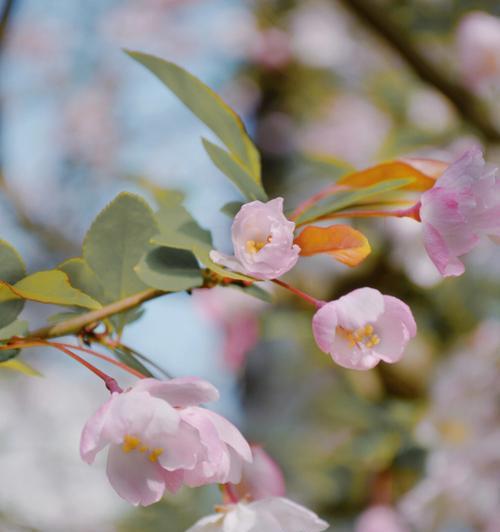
0, 0, 500, 530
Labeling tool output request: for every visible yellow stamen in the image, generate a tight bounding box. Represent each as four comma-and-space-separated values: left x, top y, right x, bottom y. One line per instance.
122, 435, 140, 453
149, 448, 164, 463
337, 324, 380, 349
246, 239, 267, 254
139, 445, 149, 453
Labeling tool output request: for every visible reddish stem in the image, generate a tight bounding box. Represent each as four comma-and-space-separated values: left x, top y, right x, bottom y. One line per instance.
272, 279, 325, 308
221, 483, 240, 504
315, 201, 422, 223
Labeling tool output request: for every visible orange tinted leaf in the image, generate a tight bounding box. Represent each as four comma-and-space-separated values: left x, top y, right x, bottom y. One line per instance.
295, 225, 371, 267
338, 161, 439, 192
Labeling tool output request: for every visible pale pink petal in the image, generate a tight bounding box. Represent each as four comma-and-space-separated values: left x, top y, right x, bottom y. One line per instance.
157, 421, 201, 471
312, 301, 338, 354
185, 513, 225, 532
355, 505, 409, 532
132, 377, 219, 407
106, 444, 166, 506
80, 394, 117, 464
252, 497, 330, 531
162, 469, 185, 494
209, 250, 246, 274
373, 297, 416, 364
223, 503, 258, 532
233, 445, 286, 501
334, 287, 385, 331
201, 409, 253, 463
422, 222, 465, 277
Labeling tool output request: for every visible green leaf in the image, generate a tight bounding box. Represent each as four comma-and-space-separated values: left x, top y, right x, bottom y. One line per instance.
0, 320, 29, 362
153, 200, 254, 282
3, 270, 102, 309
228, 283, 273, 304
135, 247, 203, 292
113, 346, 154, 378
295, 178, 415, 225
83, 192, 158, 303
220, 201, 243, 218
126, 50, 266, 200
0, 240, 26, 328
0, 359, 41, 377
58, 257, 106, 303
202, 138, 267, 201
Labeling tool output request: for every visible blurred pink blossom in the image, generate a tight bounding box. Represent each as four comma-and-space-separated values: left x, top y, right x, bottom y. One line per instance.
456, 12, 500, 94
298, 94, 392, 167
231, 445, 286, 501
194, 286, 267, 371
210, 198, 300, 280
355, 505, 409, 532
80, 378, 252, 506
186, 497, 329, 532
419, 147, 500, 276
248, 28, 292, 70
312, 288, 416, 370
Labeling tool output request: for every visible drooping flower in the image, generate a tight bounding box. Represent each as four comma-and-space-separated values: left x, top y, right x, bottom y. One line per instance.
312, 287, 416, 370
231, 444, 286, 501
210, 197, 300, 280
80, 377, 252, 506
419, 148, 500, 277
186, 497, 330, 532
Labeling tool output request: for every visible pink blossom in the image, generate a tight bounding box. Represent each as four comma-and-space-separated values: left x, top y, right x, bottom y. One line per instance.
355, 505, 409, 532
80, 377, 252, 506
186, 497, 329, 532
419, 148, 500, 277
312, 287, 416, 370
210, 197, 300, 280
231, 445, 286, 501
456, 12, 500, 93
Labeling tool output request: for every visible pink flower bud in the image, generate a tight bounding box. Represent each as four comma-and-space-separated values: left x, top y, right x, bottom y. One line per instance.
186, 497, 329, 532
210, 197, 300, 280
80, 377, 252, 506
231, 444, 286, 501
420, 148, 500, 277
312, 287, 416, 370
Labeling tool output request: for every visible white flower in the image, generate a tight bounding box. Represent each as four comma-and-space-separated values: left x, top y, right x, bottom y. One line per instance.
186, 497, 330, 532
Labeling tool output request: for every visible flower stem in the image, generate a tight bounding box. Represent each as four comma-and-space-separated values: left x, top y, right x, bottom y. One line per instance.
1, 340, 123, 392
272, 279, 324, 308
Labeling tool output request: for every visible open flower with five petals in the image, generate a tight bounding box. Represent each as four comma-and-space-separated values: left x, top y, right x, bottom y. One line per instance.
312, 287, 416, 370
80, 377, 252, 506
210, 197, 300, 280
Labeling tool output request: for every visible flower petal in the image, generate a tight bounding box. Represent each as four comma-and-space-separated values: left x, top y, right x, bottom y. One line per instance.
334, 287, 384, 330
422, 222, 465, 277
132, 377, 220, 407
80, 394, 118, 464
373, 296, 416, 364
106, 444, 166, 506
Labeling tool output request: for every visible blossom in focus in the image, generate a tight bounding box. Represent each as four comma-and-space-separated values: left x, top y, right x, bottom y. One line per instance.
312, 287, 416, 370
80, 377, 252, 506
186, 497, 329, 532
355, 505, 409, 532
419, 148, 500, 277
456, 11, 500, 93
210, 197, 300, 280
231, 444, 286, 501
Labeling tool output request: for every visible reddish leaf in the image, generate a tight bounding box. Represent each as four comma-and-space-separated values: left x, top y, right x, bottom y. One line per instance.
295, 225, 371, 267
337, 160, 446, 192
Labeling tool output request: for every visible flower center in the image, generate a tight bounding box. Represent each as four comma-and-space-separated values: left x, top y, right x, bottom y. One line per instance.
339, 324, 380, 348
245, 235, 272, 254
122, 434, 164, 463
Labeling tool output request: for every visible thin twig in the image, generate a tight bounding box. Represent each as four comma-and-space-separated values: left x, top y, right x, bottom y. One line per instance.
338, 0, 500, 143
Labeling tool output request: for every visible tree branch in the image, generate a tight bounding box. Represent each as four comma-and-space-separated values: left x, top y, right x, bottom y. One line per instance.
338, 0, 500, 143
28, 288, 166, 339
